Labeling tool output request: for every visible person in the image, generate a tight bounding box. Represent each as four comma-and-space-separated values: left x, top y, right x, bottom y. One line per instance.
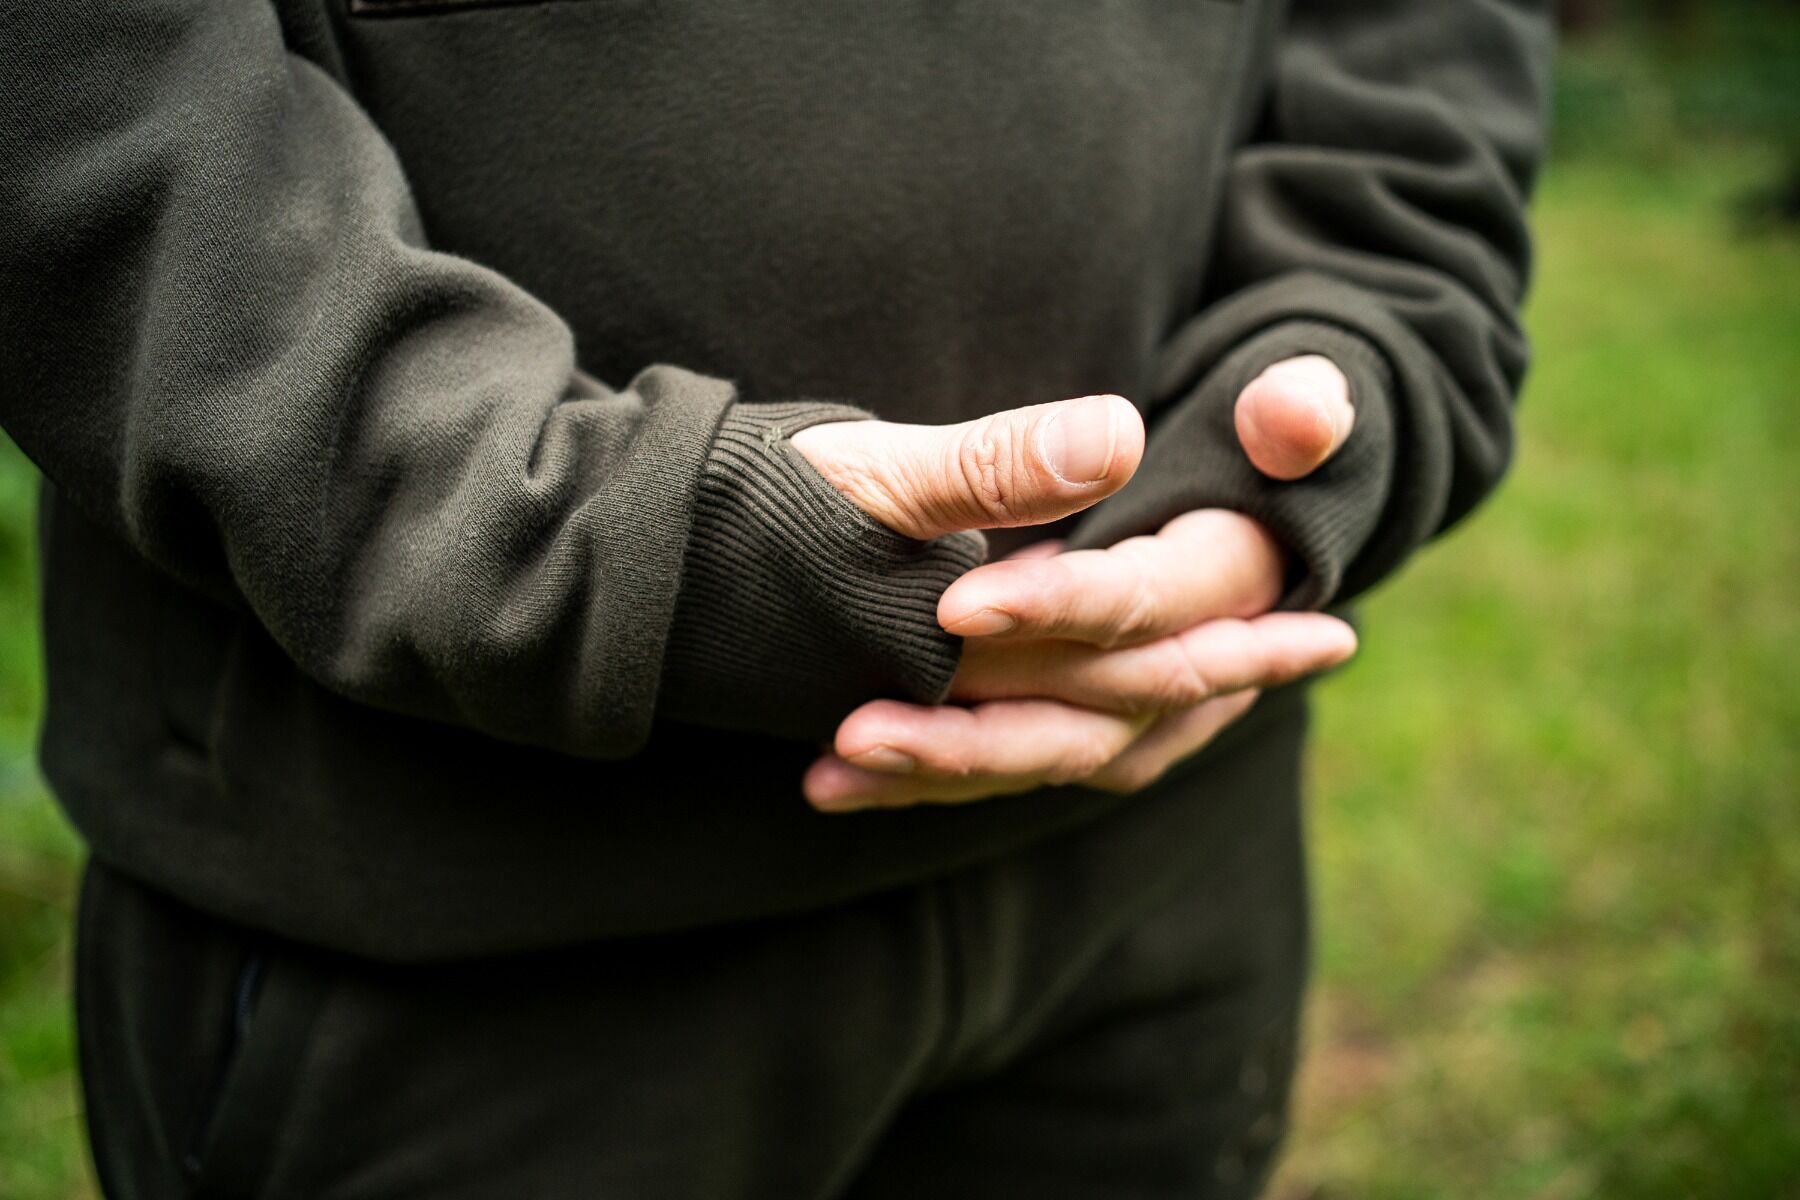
0, 2, 1551, 1197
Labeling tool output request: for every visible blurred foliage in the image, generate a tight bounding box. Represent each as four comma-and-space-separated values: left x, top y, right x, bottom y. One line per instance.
1, 9, 1796, 1200
1553, 0, 1800, 161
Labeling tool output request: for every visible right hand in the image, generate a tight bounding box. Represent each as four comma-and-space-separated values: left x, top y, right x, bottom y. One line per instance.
788, 393, 1147, 540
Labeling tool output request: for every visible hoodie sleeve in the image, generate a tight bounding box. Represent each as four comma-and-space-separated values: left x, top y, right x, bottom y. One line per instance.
0, 1, 980, 757
1066, 0, 1554, 610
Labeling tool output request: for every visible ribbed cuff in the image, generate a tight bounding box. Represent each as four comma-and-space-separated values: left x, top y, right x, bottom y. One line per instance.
1064, 321, 1396, 610
659, 401, 987, 740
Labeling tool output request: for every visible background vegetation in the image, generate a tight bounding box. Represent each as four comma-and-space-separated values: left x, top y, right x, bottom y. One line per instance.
2, 7, 1795, 1197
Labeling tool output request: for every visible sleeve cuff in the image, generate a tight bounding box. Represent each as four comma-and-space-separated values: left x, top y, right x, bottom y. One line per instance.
1063, 320, 1396, 610
658, 401, 987, 740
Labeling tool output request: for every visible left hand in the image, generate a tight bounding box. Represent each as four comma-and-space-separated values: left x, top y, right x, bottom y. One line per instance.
804, 356, 1357, 812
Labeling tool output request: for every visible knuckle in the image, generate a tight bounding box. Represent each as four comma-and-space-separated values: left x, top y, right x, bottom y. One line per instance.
1047, 730, 1122, 784
851, 457, 921, 528
1112, 585, 1164, 647
955, 421, 1025, 524
1031, 553, 1094, 634
1102, 682, 1167, 720
1098, 542, 1165, 646
1155, 635, 1217, 706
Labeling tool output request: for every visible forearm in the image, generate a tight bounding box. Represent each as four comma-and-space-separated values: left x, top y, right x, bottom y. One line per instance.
0, 2, 979, 756
1069, 0, 1554, 608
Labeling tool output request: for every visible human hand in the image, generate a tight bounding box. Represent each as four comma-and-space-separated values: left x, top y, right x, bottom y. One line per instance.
802, 357, 1358, 812
802, 509, 1354, 809
788, 393, 1146, 541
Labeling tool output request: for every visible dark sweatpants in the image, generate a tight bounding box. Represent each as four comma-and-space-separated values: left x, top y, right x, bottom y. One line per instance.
75, 703, 1310, 1200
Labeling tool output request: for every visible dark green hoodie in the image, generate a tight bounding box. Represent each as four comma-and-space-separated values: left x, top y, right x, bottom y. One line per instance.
0, 0, 1550, 960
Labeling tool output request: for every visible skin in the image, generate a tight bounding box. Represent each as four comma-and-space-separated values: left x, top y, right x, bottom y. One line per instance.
790, 355, 1357, 812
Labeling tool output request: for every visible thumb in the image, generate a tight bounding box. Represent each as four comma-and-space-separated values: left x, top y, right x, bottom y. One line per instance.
1234, 356, 1354, 481
792, 394, 1143, 540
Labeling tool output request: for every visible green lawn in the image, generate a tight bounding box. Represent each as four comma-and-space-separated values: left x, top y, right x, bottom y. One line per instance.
2, 53, 1796, 1200
1270, 147, 1800, 1198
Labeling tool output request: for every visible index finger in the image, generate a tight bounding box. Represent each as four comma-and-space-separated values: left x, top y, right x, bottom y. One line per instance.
937, 509, 1286, 647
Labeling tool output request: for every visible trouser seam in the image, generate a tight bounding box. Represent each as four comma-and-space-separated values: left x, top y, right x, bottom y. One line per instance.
916, 877, 973, 1092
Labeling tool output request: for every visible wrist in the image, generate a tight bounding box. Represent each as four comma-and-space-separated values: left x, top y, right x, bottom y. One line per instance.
659, 402, 983, 739
1063, 320, 1397, 610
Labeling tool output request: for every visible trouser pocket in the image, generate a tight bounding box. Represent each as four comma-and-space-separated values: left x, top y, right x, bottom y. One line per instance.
74, 860, 331, 1200
183, 947, 330, 1200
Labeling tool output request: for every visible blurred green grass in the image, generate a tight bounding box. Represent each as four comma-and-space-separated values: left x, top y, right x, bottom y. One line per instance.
1273, 143, 1800, 1199
2, 19, 1797, 1200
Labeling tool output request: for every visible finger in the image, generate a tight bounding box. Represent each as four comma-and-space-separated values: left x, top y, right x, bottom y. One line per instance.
950, 612, 1356, 713
939, 509, 1284, 644
1234, 356, 1353, 480
791, 394, 1144, 540
1086, 691, 1260, 794
837, 699, 1144, 783
806, 698, 1145, 811
803, 752, 1044, 811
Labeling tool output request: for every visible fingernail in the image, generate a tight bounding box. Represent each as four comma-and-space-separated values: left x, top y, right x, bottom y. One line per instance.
1042, 396, 1120, 484
846, 746, 916, 774
945, 608, 1016, 637
1325, 393, 1354, 449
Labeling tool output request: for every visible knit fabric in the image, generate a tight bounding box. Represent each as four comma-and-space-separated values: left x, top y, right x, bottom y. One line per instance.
662, 402, 984, 737
1068, 321, 1396, 611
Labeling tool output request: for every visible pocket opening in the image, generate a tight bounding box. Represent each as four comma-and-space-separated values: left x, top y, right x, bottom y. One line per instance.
183, 950, 332, 1200
182, 949, 268, 1183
